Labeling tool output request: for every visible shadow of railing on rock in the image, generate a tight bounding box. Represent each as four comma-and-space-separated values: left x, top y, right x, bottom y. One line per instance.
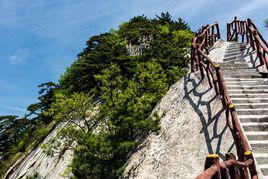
183, 72, 232, 159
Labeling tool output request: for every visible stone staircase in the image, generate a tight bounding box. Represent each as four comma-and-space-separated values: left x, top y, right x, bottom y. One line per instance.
219, 42, 268, 177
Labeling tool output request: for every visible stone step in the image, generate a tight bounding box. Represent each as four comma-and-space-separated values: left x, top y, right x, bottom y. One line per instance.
225, 51, 241, 56
228, 43, 239, 46
220, 65, 249, 70
231, 83, 267, 86
224, 61, 247, 64
227, 45, 240, 48
220, 62, 248, 65
223, 68, 258, 72
236, 108, 268, 115
221, 62, 249, 65
222, 60, 246, 64
245, 131, 268, 140
227, 81, 267, 85
223, 74, 262, 78
223, 54, 241, 58
232, 98, 268, 103
225, 48, 240, 52
227, 44, 240, 47
228, 89, 268, 94
225, 78, 265, 81
259, 164, 268, 176
238, 115, 268, 119
225, 50, 240, 54
254, 153, 268, 165
238, 115, 268, 123
249, 140, 268, 153
224, 74, 261, 78
223, 56, 242, 61
226, 84, 268, 90
227, 85, 268, 89
221, 67, 253, 71
230, 94, 268, 98
224, 55, 242, 60
235, 103, 268, 109
224, 55, 241, 60
241, 122, 268, 131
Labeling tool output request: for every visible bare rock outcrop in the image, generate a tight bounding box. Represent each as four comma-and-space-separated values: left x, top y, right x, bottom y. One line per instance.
6, 122, 74, 179
123, 71, 235, 178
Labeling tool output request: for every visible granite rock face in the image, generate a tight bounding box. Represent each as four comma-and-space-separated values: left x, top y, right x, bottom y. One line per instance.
7, 72, 234, 179
123, 72, 235, 178
7, 41, 237, 179
6, 122, 74, 179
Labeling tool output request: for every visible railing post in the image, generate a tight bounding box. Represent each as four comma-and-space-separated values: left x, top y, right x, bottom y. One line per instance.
216, 22, 221, 40
245, 150, 258, 179
191, 47, 195, 72
234, 17, 238, 41
263, 51, 268, 70
191, 38, 196, 72
205, 25, 209, 54
254, 30, 265, 66
211, 25, 215, 45
247, 18, 256, 51
204, 154, 221, 179
241, 22, 245, 43
196, 45, 205, 79
205, 61, 213, 88
213, 76, 219, 96
225, 105, 233, 130
229, 104, 250, 179
246, 19, 250, 44
229, 104, 244, 160
214, 64, 225, 107
227, 23, 230, 41
225, 153, 240, 179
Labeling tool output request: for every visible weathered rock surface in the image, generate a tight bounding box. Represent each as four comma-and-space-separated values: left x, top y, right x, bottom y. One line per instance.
7, 40, 238, 179
6, 122, 74, 179
123, 71, 235, 178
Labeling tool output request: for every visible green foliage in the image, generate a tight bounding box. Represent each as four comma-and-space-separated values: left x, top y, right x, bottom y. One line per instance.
1, 12, 193, 178
118, 15, 155, 43
27, 82, 57, 123
42, 92, 96, 158
67, 12, 193, 178
45, 93, 97, 132
0, 115, 29, 158
60, 33, 127, 94
265, 19, 268, 28
0, 83, 58, 177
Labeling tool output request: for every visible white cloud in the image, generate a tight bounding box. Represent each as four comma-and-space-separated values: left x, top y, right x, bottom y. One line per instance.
8, 48, 31, 65
9, 55, 23, 64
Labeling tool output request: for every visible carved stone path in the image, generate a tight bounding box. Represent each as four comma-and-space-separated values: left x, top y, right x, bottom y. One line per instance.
219, 42, 268, 178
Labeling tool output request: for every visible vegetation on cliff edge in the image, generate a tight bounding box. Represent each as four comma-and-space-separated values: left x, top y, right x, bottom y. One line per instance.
0, 12, 194, 178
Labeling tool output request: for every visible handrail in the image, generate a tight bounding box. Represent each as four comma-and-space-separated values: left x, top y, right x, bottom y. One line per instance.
227, 17, 268, 70
192, 22, 220, 55
196, 153, 255, 179
227, 17, 247, 43
192, 20, 258, 179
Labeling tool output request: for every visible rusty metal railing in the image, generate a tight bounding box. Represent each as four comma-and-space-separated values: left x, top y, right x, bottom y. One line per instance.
227, 17, 268, 70
191, 20, 258, 179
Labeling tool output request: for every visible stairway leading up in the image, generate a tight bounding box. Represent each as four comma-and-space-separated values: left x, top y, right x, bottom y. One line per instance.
219, 42, 268, 177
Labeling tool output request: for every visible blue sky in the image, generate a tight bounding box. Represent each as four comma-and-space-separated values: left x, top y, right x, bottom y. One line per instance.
0, 0, 268, 116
